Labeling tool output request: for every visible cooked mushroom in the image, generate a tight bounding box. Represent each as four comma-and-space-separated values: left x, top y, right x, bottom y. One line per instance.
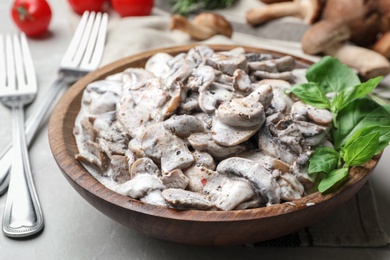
170, 13, 233, 41
122, 68, 155, 91
198, 82, 236, 114
162, 188, 214, 210
291, 101, 333, 125
141, 123, 194, 173
118, 78, 181, 139
217, 157, 281, 205
163, 114, 204, 138
246, 0, 323, 26
161, 169, 190, 189
130, 157, 161, 178
213, 178, 257, 211
188, 132, 246, 159
115, 173, 165, 199
206, 51, 247, 76
110, 155, 131, 184
145, 52, 173, 78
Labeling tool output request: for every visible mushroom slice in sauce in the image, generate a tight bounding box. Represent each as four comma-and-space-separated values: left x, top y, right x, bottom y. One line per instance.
130, 157, 161, 178
188, 132, 246, 159
215, 90, 266, 127
122, 68, 155, 91
110, 155, 131, 184
75, 141, 108, 172
206, 51, 247, 76
276, 171, 305, 201
213, 178, 257, 211
141, 123, 194, 173
115, 173, 165, 199
217, 157, 281, 205
162, 188, 214, 210
118, 78, 181, 139
258, 124, 298, 165
161, 169, 190, 189
145, 52, 173, 78
163, 114, 204, 138
198, 82, 236, 114
185, 65, 215, 91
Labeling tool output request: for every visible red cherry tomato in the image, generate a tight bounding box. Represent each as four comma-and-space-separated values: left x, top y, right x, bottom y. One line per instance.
67, 0, 106, 15
11, 0, 52, 37
111, 0, 153, 17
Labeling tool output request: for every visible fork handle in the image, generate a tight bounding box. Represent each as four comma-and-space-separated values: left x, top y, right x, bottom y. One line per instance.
3, 103, 44, 237
0, 77, 69, 195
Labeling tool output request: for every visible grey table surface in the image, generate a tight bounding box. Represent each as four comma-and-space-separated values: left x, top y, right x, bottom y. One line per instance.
0, 0, 390, 259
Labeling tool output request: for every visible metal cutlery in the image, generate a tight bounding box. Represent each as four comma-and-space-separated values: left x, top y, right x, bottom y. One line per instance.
0, 11, 108, 195
0, 33, 43, 237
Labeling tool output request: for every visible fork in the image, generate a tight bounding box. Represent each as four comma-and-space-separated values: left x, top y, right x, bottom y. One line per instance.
0, 33, 43, 237
0, 11, 108, 195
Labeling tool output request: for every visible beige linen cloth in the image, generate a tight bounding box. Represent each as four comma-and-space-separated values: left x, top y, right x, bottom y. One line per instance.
67, 0, 390, 247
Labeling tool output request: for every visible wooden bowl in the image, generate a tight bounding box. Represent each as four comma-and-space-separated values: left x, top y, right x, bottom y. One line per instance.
48, 44, 379, 246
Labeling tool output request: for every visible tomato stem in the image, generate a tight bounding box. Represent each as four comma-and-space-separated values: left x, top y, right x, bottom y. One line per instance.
15, 5, 34, 22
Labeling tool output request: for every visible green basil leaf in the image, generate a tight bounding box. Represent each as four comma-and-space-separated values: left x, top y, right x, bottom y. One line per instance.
332, 77, 383, 111
332, 98, 390, 149
306, 56, 361, 93
318, 167, 349, 193
342, 131, 379, 166
288, 82, 330, 109
308, 147, 340, 174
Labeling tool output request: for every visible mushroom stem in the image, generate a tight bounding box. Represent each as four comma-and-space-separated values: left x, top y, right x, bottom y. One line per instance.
170, 13, 233, 41
325, 43, 390, 78
246, 0, 322, 26
170, 15, 216, 40
373, 31, 390, 58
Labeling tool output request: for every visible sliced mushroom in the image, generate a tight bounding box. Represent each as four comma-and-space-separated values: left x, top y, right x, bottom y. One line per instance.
192, 150, 216, 170
217, 157, 281, 205
232, 69, 252, 93
130, 157, 161, 178
145, 52, 173, 78
275, 170, 304, 200
188, 132, 246, 158
163, 115, 204, 138
213, 178, 256, 211
162, 188, 214, 210
186, 45, 215, 66
291, 101, 333, 125
253, 70, 294, 82
206, 51, 247, 76
122, 68, 155, 91
183, 165, 219, 192
116, 173, 165, 198
160, 169, 190, 189
258, 124, 298, 165
110, 155, 131, 184
186, 65, 215, 92
198, 82, 236, 114
118, 78, 181, 139
248, 56, 295, 73
215, 93, 266, 128
141, 123, 194, 173
250, 84, 274, 110
75, 141, 109, 172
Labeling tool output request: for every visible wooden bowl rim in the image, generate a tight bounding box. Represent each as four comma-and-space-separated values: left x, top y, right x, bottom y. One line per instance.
48, 44, 378, 223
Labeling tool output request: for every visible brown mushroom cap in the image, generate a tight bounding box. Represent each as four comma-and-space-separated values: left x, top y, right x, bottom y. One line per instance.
193, 13, 233, 38
373, 31, 390, 58
324, 0, 381, 46
301, 19, 351, 55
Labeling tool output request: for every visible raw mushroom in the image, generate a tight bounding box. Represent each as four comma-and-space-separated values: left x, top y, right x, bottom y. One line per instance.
170, 13, 233, 41
246, 0, 323, 26
217, 157, 281, 205
301, 19, 390, 78
324, 0, 381, 47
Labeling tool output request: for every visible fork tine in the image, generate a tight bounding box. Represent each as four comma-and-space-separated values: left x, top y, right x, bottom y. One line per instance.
82, 13, 108, 70
19, 33, 37, 92
79, 12, 102, 68
12, 34, 26, 90
61, 11, 90, 67
5, 35, 15, 90
0, 35, 5, 87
